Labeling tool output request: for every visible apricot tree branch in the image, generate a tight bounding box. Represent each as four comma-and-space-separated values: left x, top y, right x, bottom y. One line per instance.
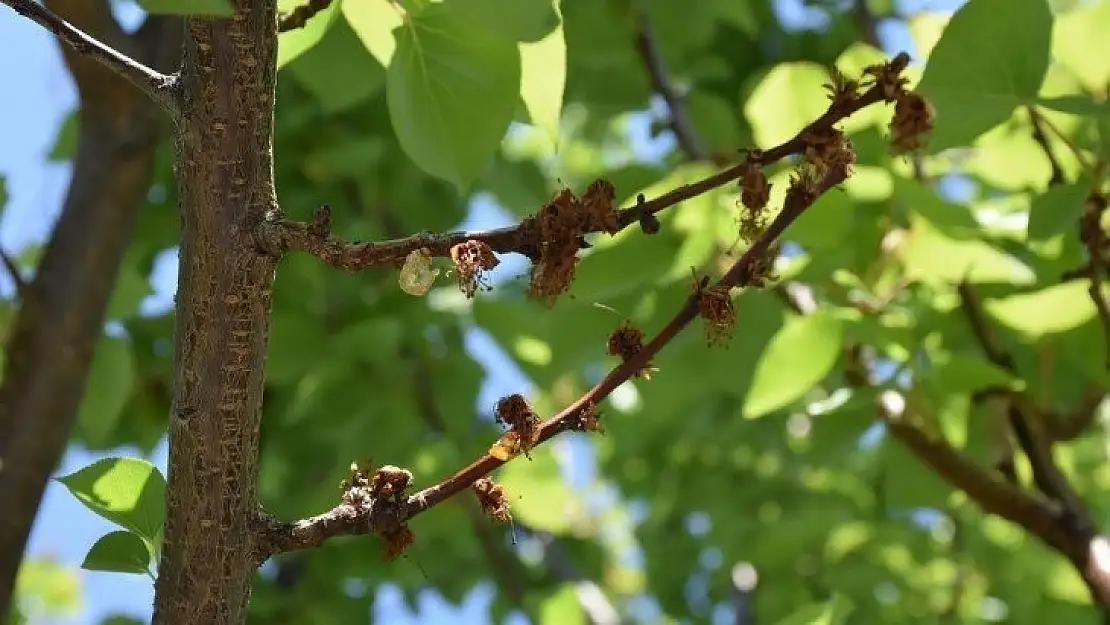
261, 55, 909, 269
254, 52, 913, 560
631, 6, 712, 162
255, 162, 853, 559
0, 0, 177, 112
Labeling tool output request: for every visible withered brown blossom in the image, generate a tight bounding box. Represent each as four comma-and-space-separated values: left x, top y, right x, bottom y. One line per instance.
693, 276, 737, 346
489, 394, 542, 460
472, 478, 512, 523
889, 91, 934, 154
607, 320, 655, 379
451, 240, 499, 298
369, 465, 413, 501
528, 180, 621, 305
571, 403, 604, 434
382, 524, 415, 561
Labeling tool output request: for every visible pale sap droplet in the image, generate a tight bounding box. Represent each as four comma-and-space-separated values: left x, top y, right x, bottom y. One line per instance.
399, 248, 439, 297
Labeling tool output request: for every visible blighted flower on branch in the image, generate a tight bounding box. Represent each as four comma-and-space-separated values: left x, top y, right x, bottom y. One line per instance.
889, 91, 934, 154
607, 320, 656, 379
451, 240, 499, 298
692, 275, 737, 346
473, 478, 512, 523
527, 180, 620, 305
489, 394, 542, 460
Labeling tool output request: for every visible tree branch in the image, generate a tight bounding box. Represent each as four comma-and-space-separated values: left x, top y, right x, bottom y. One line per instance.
0, 0, 176, 613
631, 6, 714, 163
278, 0, 331, 32
261, 56, 909, 270
256, 161, 854, 558
0, 0, 178, 113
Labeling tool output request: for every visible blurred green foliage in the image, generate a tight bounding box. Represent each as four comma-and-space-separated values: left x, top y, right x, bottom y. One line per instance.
11, 0, 1110, 622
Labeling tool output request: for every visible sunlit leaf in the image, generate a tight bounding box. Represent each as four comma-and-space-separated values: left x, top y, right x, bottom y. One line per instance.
57, 457, 165, 545
387, 3, 521, 191
916, 0, 1052, 150
744, 62, 830, 148
276, 0, 341, 69
137, 0, 232, 16
985, 281, 1101, 339
519, 16, 566, 150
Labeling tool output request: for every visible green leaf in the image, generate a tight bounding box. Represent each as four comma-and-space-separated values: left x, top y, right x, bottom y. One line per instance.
899, 214, 1033, 285
106, 258, 153, 321
277, 0, 341, 70
519, 18, 566, 150
774, 593, 854, 625
744, 310, 844, 418
985, 281, 1101, 339
449, 0, 560, 42
1027, 182, 1089, 242
387, 4, 521, 192
495, 445, 576, 534
685, 90, 744, 154
744, 62, 829, 148
287, 18, 385, 114
81, 531, 151, 576
49, 112, 77, 161
76, 337, 136, 448
916, 0, 1053, 150
538, 585, 585, 625
1052, 0, 1110, 94
57, 457, 165, 544
343, 0, 404, 65
136, 0, 232, 16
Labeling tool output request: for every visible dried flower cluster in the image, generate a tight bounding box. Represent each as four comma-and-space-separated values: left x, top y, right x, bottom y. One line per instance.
338, 462, 416, 561
889, 91, 934, 154
489, 394, 542, 460
472, 478, 512, 523
607, 320, 655, 379
528, 180, 620, 304
693, 276, 737, 345
450, 240, 499, 298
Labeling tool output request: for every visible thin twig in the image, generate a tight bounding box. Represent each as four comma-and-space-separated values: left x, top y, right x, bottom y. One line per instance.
0, 248, 27, 298
631, 6, 714, 163
261, 57, 909, 270
0, 0, 177, 113
278, 0, 331, 32
1029, 105, 1099, 181
1027, 106, 1066, 186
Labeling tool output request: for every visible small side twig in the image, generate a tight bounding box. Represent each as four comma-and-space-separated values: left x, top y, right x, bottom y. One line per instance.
262, 55, 911, 271
278, 0, 331, 32
631, 6, 714, 163
1027, 105, 1066, 186
0, 248, 27, 298
0, 0, 177, 113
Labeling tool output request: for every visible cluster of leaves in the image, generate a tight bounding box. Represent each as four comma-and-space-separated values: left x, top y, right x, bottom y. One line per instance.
10, 0, 1110, 623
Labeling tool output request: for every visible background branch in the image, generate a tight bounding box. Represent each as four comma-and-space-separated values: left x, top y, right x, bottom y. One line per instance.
0, 0, 177, 112
0, 0, 179, 613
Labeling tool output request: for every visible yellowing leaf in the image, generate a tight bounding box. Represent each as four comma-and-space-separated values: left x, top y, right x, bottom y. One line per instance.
519, 19, 566, 151
1053, 0, 1110, 94
899, 214, 1034, 285
985, 281, 1103, 338
744, 62, 830, 148
744, 310, 844, 418
343, 0, 404, 66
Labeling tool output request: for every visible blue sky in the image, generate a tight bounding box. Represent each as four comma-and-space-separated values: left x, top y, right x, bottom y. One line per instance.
0, 0, 964, 623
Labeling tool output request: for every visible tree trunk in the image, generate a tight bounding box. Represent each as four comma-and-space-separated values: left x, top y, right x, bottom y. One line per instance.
151, 6, 278, 623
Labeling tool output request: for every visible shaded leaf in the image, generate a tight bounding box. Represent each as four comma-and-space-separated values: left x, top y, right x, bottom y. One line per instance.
137, 0, 232, 16
286, 18, 386, 114
76, 337, 137, 449
744, 310, 844, 418
81, 531, 151, 576
1027, 182, 1089, 242
519, 18, 566, 150
450, 0, 561, 42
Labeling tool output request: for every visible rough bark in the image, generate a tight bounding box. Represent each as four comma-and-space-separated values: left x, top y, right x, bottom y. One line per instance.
0, 2, 178, 614
151, 5, 279, 623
